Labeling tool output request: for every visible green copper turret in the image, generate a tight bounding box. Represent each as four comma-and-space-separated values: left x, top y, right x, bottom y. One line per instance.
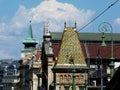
22, 21, 38, 51
28, 21, 33, 39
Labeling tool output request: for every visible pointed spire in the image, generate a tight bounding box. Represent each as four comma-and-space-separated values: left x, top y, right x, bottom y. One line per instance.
21, 21, 38, 58
43, 22, 51, 42
56, 25, 86, 66
28, 21, 33, 39
64, 21, 66, 28
74, 21, 77, 31
75, 21, 77, 28
44, 22, 50, 35
64, 21, 67, 31
22, 21, 38, 47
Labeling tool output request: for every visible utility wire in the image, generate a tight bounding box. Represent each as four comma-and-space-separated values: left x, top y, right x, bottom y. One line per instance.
78, 0, 119, 32
62, 0, 119, 43
41, 0, 120, 80
42, 0, 120, 83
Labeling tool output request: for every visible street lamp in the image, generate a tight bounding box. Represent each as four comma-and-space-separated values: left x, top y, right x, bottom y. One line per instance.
69, 56, 76, 90
99, 22, 115, 90
98, 22, 107, 47
99, 22, 114, 78
65, 54, 76, 90
96, 56, 103, 90
72, 67, 76, 90
98, 22, 108, 90
109, 24, 115, 79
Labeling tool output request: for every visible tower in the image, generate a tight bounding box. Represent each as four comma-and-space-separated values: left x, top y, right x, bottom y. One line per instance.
41, 23, 54, 90
43, 22, 51, 42
21, 21, 38, 58
20, 21, 38, 90
52, 22, 88, 90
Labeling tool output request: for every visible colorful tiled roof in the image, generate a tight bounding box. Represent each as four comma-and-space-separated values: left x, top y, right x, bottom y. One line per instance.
51, 32, 120, 60
56, 27, 86, 66
52, 42, 120, 60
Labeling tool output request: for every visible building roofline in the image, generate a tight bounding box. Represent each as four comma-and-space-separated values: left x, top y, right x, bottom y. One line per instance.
51, 32, 120, 41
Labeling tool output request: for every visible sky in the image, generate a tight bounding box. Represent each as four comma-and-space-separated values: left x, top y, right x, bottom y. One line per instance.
0, 0, 120, 60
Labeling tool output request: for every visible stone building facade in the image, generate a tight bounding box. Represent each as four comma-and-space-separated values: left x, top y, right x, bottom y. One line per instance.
19, 22, 120, 90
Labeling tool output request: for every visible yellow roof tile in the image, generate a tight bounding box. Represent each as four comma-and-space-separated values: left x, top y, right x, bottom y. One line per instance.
57, 27, 86, 66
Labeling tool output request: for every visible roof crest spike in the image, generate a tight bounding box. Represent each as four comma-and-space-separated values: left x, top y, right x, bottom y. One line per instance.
44, 22, 50, 35
64, 21, 67, 31
64, 21, 66, 28
74, 21, 77, 31
75, 21, 77, 28
28, 20, 33, 39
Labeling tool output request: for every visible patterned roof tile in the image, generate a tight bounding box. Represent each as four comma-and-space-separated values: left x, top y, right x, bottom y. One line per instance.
56, 27, 87, 66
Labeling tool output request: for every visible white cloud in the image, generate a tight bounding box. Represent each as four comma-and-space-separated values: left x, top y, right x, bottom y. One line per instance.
9, 0, 94, 32
0, 0, 95, 59
31, 0, 94, 30
0, 0, 95, 35
0, 23, 8, 34
115, 18, 120, 25
113, 18, 120, 33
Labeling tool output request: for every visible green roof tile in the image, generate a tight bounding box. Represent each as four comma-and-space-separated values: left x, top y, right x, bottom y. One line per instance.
23, 22, 38, 44
56, 27, 87, 66
51, 32, 120, 41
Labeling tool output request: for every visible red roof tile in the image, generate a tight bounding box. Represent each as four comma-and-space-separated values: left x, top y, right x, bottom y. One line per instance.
36, 51, 41, 60
52, 43, 120, 59
52, 43, 61, 58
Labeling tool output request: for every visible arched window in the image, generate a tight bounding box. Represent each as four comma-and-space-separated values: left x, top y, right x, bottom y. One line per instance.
60, 75, 63, 83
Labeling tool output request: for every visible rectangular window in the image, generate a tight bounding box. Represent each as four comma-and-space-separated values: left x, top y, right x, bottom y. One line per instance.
64, 85, 70, 90
79, 85, 85, 90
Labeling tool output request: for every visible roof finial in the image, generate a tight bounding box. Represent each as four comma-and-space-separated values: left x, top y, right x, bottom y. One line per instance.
64, 21, 67, 31
64, 21, 66, 28
74, 21, 77, 31
44, 22, 50, 35
30, 20, 31, 23
28, 20, 33, 38
75, 21, 77, 28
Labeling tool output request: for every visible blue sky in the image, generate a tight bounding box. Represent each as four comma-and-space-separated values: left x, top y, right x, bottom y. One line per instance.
0, 0, 120, 60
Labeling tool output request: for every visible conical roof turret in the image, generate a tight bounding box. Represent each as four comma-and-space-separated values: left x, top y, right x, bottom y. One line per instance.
55, 22, 87, 66
22, 21, 38, 49
28, 21, 33, 39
